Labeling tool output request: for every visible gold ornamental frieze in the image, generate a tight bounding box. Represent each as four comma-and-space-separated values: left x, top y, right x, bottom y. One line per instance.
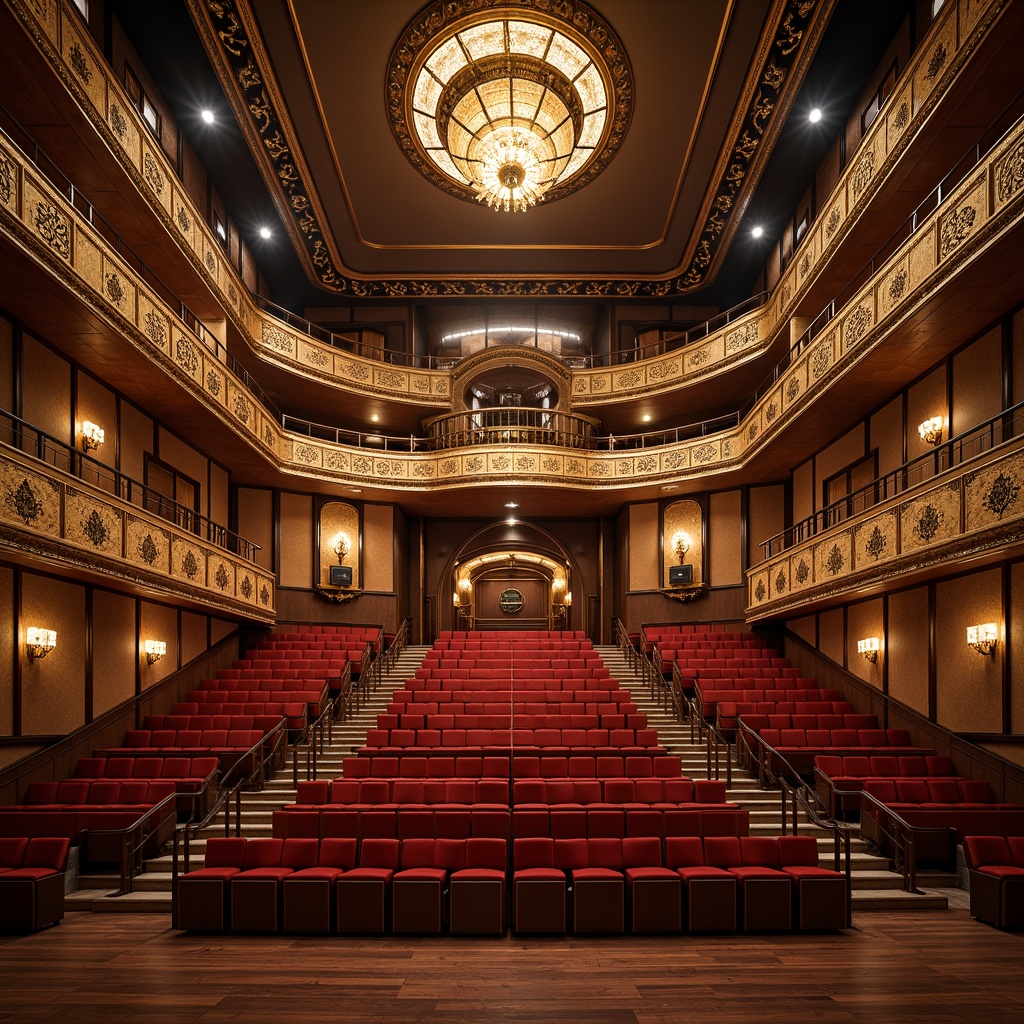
746, 437, 1024, 620
0, 445, 274, 619
3, 0, 1013, 403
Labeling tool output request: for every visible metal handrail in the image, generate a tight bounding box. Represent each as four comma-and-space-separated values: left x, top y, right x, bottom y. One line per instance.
0, 409, 261, 560
759, 398, 1024, 559
82, 789, 178, 895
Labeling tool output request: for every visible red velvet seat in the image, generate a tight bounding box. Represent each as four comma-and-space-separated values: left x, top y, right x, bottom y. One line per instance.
282, 838, 357, 933
707, 837, 792, 932
964, 835, 1024, 929
337, 838, 400, 933
666, 836, 737, 932
177, 837, 248, 931
450, 838, 507, 934
0, 837, 70, 932
392, 838, 465, 934
777, 835, 847, 930
513, 837, 565, 934
624, 836, 680, 933
230, 838, 298, 932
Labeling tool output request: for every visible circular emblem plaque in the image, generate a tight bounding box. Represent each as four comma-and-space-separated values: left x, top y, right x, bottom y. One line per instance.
499, 588, 524, 614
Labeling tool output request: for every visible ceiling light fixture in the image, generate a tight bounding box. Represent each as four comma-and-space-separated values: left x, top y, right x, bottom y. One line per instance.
259, 226, 271, 239
808, 107, 822, 123
201, 109, 215, 124
505, 502, 519, 509
390, 2, 632, 214
751, 226, 764, 239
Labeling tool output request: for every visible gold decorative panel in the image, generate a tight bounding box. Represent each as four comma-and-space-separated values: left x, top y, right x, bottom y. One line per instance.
663, 499, 703, 587
900, 483, 960, 553
319, 501, 360, 590
854, 510, 897, 567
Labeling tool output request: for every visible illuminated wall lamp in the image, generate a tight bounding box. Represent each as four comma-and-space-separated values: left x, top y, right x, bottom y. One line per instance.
966, 623, 998, 657
918, 416, 943, 446
332, 532, 351, 564
857, 637, 880, 664
144, 639, 167, 665
81, 421, 105, 452
26, 627, 56, 660
671, 530, 692, 564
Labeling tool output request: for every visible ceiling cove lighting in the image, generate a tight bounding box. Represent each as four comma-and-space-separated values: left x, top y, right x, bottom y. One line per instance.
389, 1, 632, 214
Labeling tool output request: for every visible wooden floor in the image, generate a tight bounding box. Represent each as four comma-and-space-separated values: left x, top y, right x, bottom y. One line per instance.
2, 909, 1023, 1024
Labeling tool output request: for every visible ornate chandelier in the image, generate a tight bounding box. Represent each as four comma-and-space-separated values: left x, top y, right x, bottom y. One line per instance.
388, 2, 632, 214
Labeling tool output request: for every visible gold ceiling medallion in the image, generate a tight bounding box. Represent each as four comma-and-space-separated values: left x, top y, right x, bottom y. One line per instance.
387, 0, 633, 212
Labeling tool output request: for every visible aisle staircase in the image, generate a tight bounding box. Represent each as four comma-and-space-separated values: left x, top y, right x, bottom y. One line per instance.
66, 639, 953, 914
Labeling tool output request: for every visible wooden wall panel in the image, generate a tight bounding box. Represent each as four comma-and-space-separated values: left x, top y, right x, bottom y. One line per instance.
210, 462, 229, 534
787, 614, 816, 645
91, 589, 135, 718
907, 365, 947, 465
0, 566, 12, 735
935, 569, 1003, 734
1014, 308, 1024, 405
236, 487, 274, 571
0, 316, 13, 414
628, 503, 659, 592
158, 428, 210, 519
1013, 563, 1024, 734
952, 327, 1002, 437
20, 575, 85, 735
363, 504, 394, 593
814, 424, 865, 510
119, 402, 153, 488
74, 371, 117, 473
139, 601, 179, 688
870, 396, 903, 478
181, 611, 209, 666
211, 618, 237, 644
818, 607, 844, 666
888, 586, 929, 716
747, 484, 785, 569
21, 336, 71, 446
279, 493, 313, 588
709, 490, 742, 586
792, 460, 813, 525
846, 598, 884, 690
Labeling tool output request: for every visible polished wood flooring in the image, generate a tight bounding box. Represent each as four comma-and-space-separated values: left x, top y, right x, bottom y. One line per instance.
1, 909, 1022, 1024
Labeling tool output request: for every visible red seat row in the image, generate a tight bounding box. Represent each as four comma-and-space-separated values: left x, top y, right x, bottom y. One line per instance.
964, 835, 1024, 929
813, 754, 959, 816
363, 727, 661, 749
386, 697, 640, 715
73, 755, 219, 815
0, 837, 71, 932
377, 712, 648, 730
272, 807, 512, 842
341, 753, 683, 779
512, 834, 847, 933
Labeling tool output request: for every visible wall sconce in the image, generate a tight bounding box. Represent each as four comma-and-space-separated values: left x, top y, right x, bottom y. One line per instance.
332, 532, 351, 564
966, 623, 998, 657
26, 627, 57, 660
81, 421, 105, 452
671, 531, 692, 565
564, 591, 572, 607
857, 637, 880, 664
918, 416, 943, 446
453, 592, 460, 607
144, 639, 167, 665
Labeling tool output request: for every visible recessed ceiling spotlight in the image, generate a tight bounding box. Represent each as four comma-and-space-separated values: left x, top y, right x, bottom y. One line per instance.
661, 484, 679, 492
370, 413, 379, 423
201, 109, 215, 125
642, 414, 651, 423
259, 226, 271, 239
507, 517, 517, 526
505, 502, 519, 509
751, 226, 764, 239
808, 107, 822, 123
349, 488, 362, 494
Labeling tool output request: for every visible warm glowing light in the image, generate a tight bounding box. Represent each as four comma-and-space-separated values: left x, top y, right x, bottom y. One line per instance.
144, 639, 167, 665
918, 416, 944, 445
671, 531, 692, 564
857, 637, 880, 663
81, 421, 105, 452
333, 532, 351, 564
26, 627, 56, 660
967, 623, 998, 656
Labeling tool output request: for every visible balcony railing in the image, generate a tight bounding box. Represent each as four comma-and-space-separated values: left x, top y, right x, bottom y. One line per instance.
0, 410, 260, 561
758, 399, 1024, 561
